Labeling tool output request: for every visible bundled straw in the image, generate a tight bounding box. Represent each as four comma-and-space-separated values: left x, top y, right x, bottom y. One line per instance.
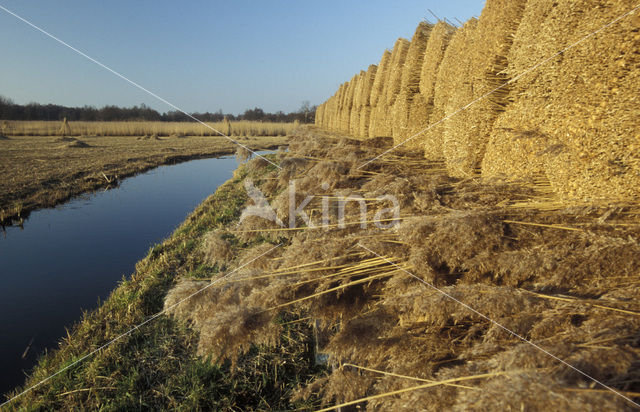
349, 71, 366, 137
370, 39, 409, 138
417, 21, 456, 159
357, 65, 378, 138
442, 0, 528, 178
368, 48, 394, 138
438, 19, 479, 177
484, 0, 640, 201
423, 20, 478, 162
391, 22, 433, 147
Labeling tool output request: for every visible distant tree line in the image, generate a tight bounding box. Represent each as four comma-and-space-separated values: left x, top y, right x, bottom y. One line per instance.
0, 96, 316, 123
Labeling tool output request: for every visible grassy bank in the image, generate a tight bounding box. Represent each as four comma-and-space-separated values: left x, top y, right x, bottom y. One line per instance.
4, 156, 324, 410
0, 134, 288, 225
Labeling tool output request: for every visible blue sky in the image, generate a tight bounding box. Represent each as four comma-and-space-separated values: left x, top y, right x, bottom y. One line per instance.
0, 1, 484, 114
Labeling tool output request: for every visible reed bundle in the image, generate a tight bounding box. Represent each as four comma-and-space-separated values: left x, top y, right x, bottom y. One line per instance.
391, 22, 433, 147
356, 65, 378, 138
483, 0, 640, 201
443, 0, 528, 178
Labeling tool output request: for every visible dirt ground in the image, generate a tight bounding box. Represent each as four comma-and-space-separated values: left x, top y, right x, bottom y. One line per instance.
0, 134, 288, 225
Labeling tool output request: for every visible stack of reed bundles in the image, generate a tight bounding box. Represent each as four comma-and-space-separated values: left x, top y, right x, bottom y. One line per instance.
335, 82, 348, 132
340, 76, 358, 134
357, 65, 378, 138
368, 50, 392, 138
438, 19, 479, 177
382, 38, 410, 134
349, 71, 366, 137
423, 20, 478, 161
415, 21, 456, 157
391, 22, 433, 148
325, 86, 337, 131
483, 0, 640, 201
370, 39, 409, 138
315, 103, 324, 127
442, 0, 528, 178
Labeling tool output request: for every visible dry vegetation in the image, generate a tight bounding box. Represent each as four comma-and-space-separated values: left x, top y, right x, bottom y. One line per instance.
6, 127, 640, 410
4, 120, 294, 138
159, 129, 640, 410
0, 133, 287, 225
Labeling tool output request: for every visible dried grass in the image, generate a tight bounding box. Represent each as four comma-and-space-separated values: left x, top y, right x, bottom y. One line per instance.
58, 139, 91, 149
166, 103, 640, 410
201, 229, 233, 269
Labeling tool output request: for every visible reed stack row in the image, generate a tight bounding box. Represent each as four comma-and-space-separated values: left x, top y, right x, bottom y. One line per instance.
315, 0, 640, 201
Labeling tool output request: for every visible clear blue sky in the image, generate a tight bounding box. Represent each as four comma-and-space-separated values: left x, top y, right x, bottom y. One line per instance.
0, 1, 484, 115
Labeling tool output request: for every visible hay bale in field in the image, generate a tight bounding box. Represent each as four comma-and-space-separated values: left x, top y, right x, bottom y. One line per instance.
369, 102, 392, 138
330, 91, 341, 131
483, 0, 640, 201
359, 65, 378, 108
315, 103, 325, 127
335, 82, 348, 132
368, 51, 393, 138
401, 22, 433, 95
337, 81, 349, 132
335, 83, 348, 131
419, 22, 456, 108
442, 0, 528, 178
340, 75, 358, 134
438, 19, 479, 177
423, 19, 477, 162
392, 22, 433, 145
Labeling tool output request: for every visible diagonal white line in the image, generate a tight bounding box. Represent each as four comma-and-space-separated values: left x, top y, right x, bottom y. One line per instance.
358, 4, 640, 169
358, 243, 640, 409
0, 243, 282, 408
0, 3, 282, 169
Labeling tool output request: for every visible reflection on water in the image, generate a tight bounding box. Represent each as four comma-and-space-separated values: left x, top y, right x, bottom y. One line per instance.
0, 155, 243, 396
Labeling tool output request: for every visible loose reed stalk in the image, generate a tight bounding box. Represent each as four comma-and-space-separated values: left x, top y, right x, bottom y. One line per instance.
314, 372, 506, 412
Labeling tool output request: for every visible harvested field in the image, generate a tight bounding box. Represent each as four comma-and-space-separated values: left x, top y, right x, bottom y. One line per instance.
0, 133, 287, 225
